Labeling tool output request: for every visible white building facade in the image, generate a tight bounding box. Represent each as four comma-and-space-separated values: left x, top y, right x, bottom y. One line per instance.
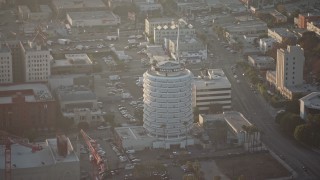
276, 45, 305, 90
193, 69, 232, 112
143, 61, 194, 148
23, 43, 52, 82
0, 44, 13, 84
153, 21, 195, 44
259, 38, 277, 54
145, 18, 173, 36
299, 92, 320, 120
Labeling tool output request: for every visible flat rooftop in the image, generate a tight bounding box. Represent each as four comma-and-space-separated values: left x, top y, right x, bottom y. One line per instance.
249, 55, 275, 63
0, 83, 53, 104
67, 11, 117, 20
53, 0, 106, 9
58, 88, 96, 102
194, 69, 231, 89
223, 111, 252, 134
115, 126, 150, 141
0, 138, 79, 169
146, 17, 173, 23
300, 92, 320, 110
52, 54, 93, 67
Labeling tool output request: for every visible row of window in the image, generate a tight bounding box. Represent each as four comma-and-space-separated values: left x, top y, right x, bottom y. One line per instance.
0, 70, 10, 73
28, 76, 48, 81
28, 55, 49, 58
0, 78, 12, 82
0, 57, 10, 60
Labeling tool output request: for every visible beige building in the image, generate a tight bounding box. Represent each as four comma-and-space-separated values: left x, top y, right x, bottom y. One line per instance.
57, 86, 104, 126
51, 54, 93, 75
22, 42, 52, 82
276, 45, 305, 90
0, 44, 13, 84
268, 28, 296, 43
145, 18, 173, 36
307, 21, 320, 36
153, 20, 195, 44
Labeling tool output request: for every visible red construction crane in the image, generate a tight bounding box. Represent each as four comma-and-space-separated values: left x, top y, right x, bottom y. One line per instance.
80, 129, 107, 180
0, 131, 43, 180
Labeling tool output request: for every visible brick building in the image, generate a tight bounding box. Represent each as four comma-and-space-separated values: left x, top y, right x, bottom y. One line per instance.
297, 13, 320, 29
0, 83, 57, 135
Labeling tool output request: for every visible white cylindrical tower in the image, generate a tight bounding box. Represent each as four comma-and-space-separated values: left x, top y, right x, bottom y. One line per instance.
143, 61, 193, 141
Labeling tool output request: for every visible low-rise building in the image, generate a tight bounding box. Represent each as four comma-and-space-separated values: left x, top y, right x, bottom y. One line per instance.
300, 92, 320, 120
153, 19, 195, 44
52, 0, 106, 15
18, 5, 52, 21
67, 11, 120, 28
270, 10, 287, 23
248, 55, 275, 70
168, 36, 207, 63
268, 28, 297, 43
193, 69, 231, 112
199, 111, 260, 148
307, 21, 320, 36
222, 19, 267, 36
56, 86, 103, 126
135, 0, 163, 15
259, 38, 277, 54
297, 13, 320, 29
0, 83, 57, 134
177, 2, 210, 14
51, 54, 93, 75
145, 18, 173, 36
0, 136, 80, 180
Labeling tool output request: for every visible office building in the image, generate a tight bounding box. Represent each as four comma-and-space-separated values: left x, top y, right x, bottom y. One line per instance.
153, 20, 195, 44
22, 42, 52, 82
276, 45, 305, 90
143, 61, 194, 148
0, 83, 57, 134
0, 43, 13, 83
193, 69, 231, 112
145, 18, 173, 36
1, 41, 24, 83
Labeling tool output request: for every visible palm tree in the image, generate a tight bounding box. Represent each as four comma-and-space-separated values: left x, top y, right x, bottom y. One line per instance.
160, 124, 166, 149
183, 121, 188, 150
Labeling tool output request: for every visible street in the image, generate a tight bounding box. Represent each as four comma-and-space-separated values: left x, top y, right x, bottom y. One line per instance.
205, 26, 320, 179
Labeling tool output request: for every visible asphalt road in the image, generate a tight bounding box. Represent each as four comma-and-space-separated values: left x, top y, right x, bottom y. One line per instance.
206, 27, 320, 179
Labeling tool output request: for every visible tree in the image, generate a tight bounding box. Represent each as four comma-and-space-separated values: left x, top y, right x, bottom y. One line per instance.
104, 112, 115, 126
275, 111, 286, 124
285, 99, 300, 114
298, 31, 319, 53
279, 113, 304, 135
193, 107, 200, 123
